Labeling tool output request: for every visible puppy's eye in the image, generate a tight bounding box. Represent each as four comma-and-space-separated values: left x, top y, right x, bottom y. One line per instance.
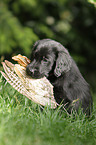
43, 56, 49, 62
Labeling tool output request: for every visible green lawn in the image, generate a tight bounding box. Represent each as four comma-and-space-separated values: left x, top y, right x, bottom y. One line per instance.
0, 76, 96, 145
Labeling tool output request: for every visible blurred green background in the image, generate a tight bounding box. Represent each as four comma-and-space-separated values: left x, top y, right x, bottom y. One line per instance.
0, 0, 96, 93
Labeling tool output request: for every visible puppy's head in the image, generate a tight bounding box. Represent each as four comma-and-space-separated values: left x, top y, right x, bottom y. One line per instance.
26, 39, 72, 79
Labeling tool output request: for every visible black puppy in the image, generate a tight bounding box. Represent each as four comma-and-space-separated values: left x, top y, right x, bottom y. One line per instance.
26, 39, 93, 115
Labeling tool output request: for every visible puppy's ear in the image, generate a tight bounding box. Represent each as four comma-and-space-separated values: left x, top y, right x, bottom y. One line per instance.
54, 52, 72, 77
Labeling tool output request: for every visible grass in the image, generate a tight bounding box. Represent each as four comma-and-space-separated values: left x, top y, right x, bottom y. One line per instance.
0, 75, 96, 145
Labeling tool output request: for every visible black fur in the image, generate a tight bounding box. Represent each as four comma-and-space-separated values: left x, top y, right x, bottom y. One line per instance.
26, 39, 93, 115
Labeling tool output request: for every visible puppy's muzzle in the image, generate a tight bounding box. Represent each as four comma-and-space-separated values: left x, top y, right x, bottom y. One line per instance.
26, 65, 36, 76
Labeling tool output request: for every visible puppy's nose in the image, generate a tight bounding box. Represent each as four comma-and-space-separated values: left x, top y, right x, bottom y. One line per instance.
26, 65, 35, 75
30, 69, 35, 74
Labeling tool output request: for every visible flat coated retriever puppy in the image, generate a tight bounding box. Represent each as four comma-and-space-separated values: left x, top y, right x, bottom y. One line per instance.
26, 39, 93, 116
